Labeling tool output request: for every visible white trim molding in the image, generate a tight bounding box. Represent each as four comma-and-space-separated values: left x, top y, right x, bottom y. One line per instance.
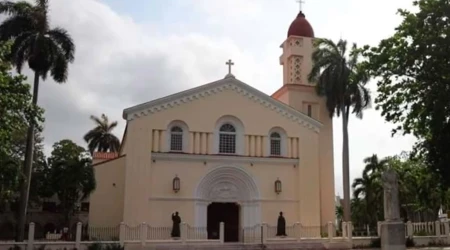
122, 77, 322, 133
151, 152, 299, 165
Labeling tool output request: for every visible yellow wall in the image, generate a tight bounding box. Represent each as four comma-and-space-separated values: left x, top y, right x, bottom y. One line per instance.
90, 79, 333, 233
121, 86, 320, 226
88, 156, 126, 227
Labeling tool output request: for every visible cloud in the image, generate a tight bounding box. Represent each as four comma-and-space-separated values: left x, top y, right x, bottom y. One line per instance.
11, 0, 417, 196
20, 0, 252, 155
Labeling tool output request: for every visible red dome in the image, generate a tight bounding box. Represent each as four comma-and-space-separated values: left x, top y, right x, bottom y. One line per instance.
287, 11, 314, 38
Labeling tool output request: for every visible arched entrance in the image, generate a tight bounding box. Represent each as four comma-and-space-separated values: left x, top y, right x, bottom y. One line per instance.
195, 166, 261, 241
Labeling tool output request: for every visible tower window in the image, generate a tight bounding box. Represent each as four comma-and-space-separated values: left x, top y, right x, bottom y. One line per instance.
307, 105, 312, 117
219, 124, 236, 154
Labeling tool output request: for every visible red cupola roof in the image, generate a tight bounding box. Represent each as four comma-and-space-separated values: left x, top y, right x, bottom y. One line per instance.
287, 11, 314, 38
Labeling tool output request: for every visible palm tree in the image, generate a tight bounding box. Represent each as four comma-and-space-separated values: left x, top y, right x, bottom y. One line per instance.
0, 0, 75, 241
308, 39, 371, 222
84, 114, 121, 154
352, 154, 386, 227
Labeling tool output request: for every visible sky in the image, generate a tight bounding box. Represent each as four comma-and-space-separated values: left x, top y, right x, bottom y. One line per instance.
13, 0, 417, 196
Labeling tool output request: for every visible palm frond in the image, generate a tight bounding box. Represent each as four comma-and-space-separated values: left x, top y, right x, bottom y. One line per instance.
47, 27, 75, 62
0, 15, 34, 40
10, 32, 34, 73
0, 1, 32, 16
49, 47, 69, 83
90, 115, 104, 126
107, 121, 118, 132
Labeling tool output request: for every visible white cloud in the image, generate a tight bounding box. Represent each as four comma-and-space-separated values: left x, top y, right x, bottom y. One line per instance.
12, 0, 417, 196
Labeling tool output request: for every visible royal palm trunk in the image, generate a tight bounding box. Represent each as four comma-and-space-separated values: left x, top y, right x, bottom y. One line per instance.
16, 72, 39, 241
342, 106, 351, 222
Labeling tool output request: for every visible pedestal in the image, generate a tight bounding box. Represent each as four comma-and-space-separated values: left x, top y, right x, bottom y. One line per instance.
381, 221, 405, 250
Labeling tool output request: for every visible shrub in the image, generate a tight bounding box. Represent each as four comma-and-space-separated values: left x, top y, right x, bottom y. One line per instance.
369, 237, 381, 248
405, 237, 415, 247
88, 243, 123, 250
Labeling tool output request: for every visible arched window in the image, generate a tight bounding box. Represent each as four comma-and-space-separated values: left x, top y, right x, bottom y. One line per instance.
170, 126, 183, 151
219, 124, 236, 154
270, 132, 282, 156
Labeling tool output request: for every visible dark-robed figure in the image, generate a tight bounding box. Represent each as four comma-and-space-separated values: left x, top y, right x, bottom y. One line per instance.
276, 211, 287, 237
171, 211, 182, 238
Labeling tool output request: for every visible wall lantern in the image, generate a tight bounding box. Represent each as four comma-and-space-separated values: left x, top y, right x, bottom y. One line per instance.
274, 178, 282, 194
173, 175, 181, 193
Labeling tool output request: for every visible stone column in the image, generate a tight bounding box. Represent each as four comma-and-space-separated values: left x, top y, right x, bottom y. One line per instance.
181, 222, 187, 244
75, 222, 82, 249
444, 219, 450, 242
406, 221, 413, 237
342, 222, 347, 238
119, 222, 125, 246
295, 222, 301, 242
327, 221, 333, 241
140, 222, 147, 246
262, 223, 268, 244
219, 222, 225, 244
435, 221, 441, 237
27, 222, 35, 250
195, 201, 208, 227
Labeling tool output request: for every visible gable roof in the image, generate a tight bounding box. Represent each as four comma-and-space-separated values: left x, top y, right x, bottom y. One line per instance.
122, 76, 322, 132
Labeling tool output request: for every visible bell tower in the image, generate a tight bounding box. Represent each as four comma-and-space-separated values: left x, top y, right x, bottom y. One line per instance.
272, 10, 335, 228
280, 11, 314, 86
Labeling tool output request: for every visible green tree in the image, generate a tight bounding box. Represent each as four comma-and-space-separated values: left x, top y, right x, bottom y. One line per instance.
84, 114, 121, 154
352, 154, 387, 227
350, 197, 367, 228
361, 0, 450, 189
0, 42, 43, 159
0, 0, 76, 240
0, 129, 46, 213
0, 40, 44, 212
335, 205, 343, 231
308, 39, 371, 221
350, 152, 444, 225
43, 140, 96, 226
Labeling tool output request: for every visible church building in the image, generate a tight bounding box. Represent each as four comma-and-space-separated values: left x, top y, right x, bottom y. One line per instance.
88, 10, 335, 241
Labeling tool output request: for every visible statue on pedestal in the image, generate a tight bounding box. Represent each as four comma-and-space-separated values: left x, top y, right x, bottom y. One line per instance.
171, 211, 181, 238
380, 168, 405, 250
382, 168, 400, 221
276, 211, 287, 237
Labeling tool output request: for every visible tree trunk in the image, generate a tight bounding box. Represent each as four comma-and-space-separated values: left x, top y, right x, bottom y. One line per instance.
342, 106, 351, 222
16, 72, 40, 242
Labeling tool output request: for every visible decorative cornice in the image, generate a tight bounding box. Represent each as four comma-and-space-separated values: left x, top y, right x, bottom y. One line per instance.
122, 77, 322, 133
151, 152, 299, 165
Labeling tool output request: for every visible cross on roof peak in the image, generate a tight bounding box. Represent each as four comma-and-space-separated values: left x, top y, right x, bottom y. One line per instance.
224, 59, 236, 79
226, 59, 234, 74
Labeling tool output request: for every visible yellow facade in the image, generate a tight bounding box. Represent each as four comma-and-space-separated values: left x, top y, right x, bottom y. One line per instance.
89, 22, 335, 236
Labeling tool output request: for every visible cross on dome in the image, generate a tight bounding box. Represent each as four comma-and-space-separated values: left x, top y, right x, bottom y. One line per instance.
224, 59, 235, 79
296, 0, 305, 11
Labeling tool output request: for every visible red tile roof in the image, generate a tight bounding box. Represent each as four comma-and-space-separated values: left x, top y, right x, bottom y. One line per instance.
93, 152, 118, 159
